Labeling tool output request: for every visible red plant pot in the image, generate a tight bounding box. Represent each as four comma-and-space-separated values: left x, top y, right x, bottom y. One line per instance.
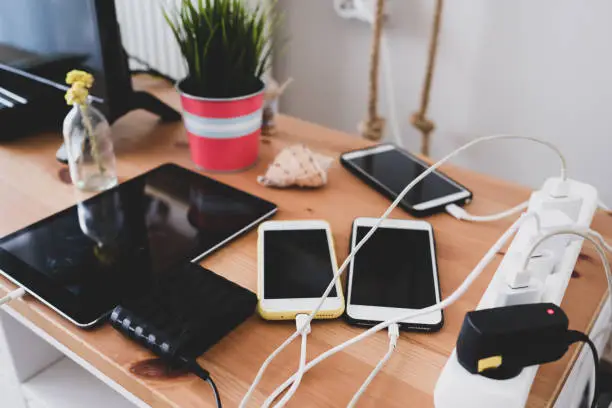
177, 81, 264, 172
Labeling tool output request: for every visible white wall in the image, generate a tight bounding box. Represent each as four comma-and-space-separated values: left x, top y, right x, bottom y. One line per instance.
274, 0, 612, 202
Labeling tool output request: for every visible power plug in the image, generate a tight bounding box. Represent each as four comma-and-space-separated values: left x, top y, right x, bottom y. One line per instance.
503, 209, 573, 291
456, 303, 572, 379
525, 251, 557, 283
333, 0, 389, 24
497, 277, 545, 307
525, 210, 574, 258
533, 178, 585, 223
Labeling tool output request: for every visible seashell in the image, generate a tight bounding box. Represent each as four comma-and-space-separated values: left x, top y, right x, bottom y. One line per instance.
257, 144, 333, 188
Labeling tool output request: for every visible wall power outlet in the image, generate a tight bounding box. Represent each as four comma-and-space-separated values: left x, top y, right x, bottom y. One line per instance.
333, 0, 389, 24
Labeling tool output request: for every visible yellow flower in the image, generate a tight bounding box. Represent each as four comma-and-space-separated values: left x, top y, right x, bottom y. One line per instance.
65, 82, 89, 105
66, 70, 94, 88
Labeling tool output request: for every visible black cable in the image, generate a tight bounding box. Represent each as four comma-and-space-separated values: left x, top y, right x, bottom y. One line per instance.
206, 376, 223, 408
567, 330, 600, 408
180, 356, 223, 408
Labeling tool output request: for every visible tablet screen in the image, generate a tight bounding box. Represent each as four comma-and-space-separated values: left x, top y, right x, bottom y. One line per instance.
0, 164, 276, 326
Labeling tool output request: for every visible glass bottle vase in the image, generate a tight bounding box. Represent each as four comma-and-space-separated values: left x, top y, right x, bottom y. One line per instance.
62, 102, 118, 192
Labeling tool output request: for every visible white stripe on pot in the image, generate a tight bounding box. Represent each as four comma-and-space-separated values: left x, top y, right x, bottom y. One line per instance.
183, 109, 263, 139
182, 110, 262, 126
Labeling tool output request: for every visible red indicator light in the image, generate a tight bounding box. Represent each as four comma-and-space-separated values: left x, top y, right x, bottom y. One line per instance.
547, 308, 555, 315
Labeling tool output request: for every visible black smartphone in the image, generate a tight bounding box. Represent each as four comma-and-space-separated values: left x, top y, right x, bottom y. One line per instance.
340, 144, 472, 217
345, 217, 443, 332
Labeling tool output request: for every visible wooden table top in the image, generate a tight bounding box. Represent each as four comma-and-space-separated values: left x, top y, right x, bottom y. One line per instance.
0, 77, 609, 408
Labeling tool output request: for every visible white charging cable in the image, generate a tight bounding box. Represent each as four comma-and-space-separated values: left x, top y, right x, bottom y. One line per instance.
589, 229, 612, 255
586, 228, 612, 314
446, 201, 529, 222
449, 191, 610, 225
273, 314, 311, 408
262, 215, 529, 405
240, 135, 565, 407
586, 228, 612, 405
520, 229, 612, 311
0, 287, 26, 307
347, 323, 400, 408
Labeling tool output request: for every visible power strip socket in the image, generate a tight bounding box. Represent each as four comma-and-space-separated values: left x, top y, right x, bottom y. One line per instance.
434, 177, 599, 408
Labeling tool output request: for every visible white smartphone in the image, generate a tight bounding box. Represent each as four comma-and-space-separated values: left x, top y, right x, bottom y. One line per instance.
345, 217, 443, 331
340, 144, 472, 216
257, 220, 345, 320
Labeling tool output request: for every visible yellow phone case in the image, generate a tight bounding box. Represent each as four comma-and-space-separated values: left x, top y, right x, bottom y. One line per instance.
256, 221, 345, 321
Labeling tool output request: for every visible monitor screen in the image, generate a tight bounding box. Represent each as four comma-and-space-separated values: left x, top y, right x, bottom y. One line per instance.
0, 0, 128, 117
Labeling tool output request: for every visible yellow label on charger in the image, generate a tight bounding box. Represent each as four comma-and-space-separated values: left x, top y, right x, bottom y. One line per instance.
477, 355, 503, 372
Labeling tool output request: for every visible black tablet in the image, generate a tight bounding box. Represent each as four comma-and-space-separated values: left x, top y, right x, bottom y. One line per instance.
0, 163, 276, 327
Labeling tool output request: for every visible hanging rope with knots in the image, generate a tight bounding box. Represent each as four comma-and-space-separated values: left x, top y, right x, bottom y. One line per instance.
359, 0, 386, 141
411, 0, 444, 156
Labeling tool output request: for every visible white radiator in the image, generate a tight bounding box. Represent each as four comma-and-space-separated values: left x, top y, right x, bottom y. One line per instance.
115, 0, 186, 80
114, 0, 268, 81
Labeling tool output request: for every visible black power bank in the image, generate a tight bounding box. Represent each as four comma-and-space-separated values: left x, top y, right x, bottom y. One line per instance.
109, 262, 257, 362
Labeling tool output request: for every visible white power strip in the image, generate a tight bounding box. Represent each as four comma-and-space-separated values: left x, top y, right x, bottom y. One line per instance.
434, 177, 599, 408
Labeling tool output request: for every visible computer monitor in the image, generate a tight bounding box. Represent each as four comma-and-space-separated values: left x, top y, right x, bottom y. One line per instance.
0, 0, 179, 138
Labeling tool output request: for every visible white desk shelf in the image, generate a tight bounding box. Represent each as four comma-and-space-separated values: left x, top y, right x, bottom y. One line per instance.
0, 308, 146, 408
22, 358, 135, 408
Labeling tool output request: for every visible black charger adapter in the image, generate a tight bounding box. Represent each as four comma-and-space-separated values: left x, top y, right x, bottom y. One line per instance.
456, 303, 589, 379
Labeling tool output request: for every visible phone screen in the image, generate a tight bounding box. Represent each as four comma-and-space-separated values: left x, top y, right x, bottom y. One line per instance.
345, 148, 464, 206
264, 229, 337, 299
350, 226, 437, 309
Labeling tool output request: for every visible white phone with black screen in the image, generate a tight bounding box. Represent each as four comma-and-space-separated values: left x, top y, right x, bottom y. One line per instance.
257, 220, 345, 321
340, 144, 472, 216
345, 217, 443, 332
